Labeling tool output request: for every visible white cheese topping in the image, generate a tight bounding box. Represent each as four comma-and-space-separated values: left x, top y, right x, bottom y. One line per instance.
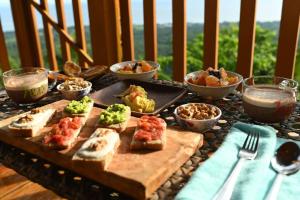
75, 129, 119, 160
11, 109, 55, 128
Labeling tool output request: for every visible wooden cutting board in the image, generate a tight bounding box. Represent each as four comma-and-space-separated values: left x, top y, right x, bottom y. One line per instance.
0, 100, 203, 199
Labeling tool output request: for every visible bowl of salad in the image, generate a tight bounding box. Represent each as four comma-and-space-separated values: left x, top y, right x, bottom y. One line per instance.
110, 60, 159, 81
185, 67, 243, 99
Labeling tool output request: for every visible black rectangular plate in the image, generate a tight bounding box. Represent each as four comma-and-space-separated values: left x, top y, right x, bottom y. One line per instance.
90, 80, 187, 116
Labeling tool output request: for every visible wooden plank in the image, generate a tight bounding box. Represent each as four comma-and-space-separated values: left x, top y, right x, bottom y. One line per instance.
275, 0, 300, 78
72, 0, 88, 69
0, 100, 202, 200
0, 167, 29, 199
143, 0, 157, 61
10, 0, 44, 67
236, 0, 257, 78
0, 19, 10, 71
55, 0, 71, 63
40, 0, 58, 71
172, 0, 187, 82
119, 0, 135, 61
203, 0, 219, 70
1, 181, 62, 200
88, 0, 122, 66
30, 1, 93, 65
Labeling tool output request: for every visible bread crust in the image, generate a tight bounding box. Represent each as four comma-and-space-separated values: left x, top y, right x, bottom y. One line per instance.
44, 102, 93, 149
99, 107, 131, 133
8, 109, 56, 137
72, 128, 120, 170
130, 118, 167, 150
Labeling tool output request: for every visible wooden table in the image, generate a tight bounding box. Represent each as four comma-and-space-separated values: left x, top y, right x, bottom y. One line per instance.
0, 76, 299, 200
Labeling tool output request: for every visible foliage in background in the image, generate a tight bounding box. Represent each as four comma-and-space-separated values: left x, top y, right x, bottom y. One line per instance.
1, 22, 299, 87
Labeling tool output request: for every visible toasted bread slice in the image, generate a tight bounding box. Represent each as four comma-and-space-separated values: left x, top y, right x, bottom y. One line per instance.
130, 116, 167, 150
63, 100, 94, 119
72, 128, 120, 170
99, 106, 131, 133
8, 108, 56, 137
130, 131, 166, 150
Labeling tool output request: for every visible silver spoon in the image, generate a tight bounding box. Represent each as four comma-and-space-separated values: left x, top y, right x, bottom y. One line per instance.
265, 142, 300, 200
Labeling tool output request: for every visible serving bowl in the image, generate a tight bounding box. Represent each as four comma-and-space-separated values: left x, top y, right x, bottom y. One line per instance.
174, 103, 222, 132
110, 61, 159, 81
57, 81, 92, 100
185, 70, 243, 99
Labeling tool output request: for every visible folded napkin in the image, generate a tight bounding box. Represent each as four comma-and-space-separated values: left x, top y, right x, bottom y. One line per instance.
176, 122, 300, 200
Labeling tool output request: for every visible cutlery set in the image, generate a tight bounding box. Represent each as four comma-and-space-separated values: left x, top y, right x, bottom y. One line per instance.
213, 132, 300, 200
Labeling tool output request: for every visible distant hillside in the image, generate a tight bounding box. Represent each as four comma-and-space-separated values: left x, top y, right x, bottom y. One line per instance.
3, 21, 285, 68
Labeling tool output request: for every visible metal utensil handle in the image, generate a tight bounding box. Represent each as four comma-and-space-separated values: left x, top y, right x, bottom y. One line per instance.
265, 173, 284, 200
213, 158, 245, 200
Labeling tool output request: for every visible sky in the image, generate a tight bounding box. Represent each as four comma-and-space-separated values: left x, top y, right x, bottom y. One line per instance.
0, 0, 283, 31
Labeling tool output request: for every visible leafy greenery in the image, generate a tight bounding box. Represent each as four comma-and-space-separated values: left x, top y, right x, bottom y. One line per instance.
1, 22, 300, 87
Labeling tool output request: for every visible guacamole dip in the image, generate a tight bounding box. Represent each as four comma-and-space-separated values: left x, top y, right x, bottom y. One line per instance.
99, 104, 128, 125
65, 96, 93, 114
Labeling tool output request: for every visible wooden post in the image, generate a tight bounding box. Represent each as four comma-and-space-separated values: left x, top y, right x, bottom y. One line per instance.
236, 0, 257, 78
143, 0, 157, 61
203, 0, 219, 69
41, 0, 58, 70
0, 19, 10, 71
72, 0, 88, 68
120, 0, 135, 61
10, 0, 44, 67
88, 0, 122, 66
55, 0, 71, 63
275, 0, 300, 78
172, 0, 187, 82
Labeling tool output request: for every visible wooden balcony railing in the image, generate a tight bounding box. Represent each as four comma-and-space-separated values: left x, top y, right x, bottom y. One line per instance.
0, 0, 299, 82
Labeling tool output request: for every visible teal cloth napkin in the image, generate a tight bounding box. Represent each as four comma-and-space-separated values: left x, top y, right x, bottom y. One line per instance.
176, 122, 300, 200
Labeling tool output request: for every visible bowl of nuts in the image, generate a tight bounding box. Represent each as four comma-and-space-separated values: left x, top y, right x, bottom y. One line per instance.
174, 103, 221, 132
57, 77, 92, 100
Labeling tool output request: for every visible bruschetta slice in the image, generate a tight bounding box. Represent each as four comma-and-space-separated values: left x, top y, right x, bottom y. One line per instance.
63, 96, 94, 119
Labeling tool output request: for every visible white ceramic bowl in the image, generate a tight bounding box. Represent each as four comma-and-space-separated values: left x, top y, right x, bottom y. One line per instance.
185, 71, 243, 99
57, 81, 92, 100
174, 103, 222, 132
110, 61, 159, 81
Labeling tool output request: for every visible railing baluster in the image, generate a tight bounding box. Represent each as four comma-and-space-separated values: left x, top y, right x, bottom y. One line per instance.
236, 0, 257, 78
0, 20, 10, 71
275, 0, 300, 78
72, 0, 88, 69
172, 0, 186, 82
143, 0, 157, 61
88, 0, 122, 66
10, 0, 44, 67
41, 0, 58, 71
120, 0, 135, 61
55, 0, 71, 63
203, 0, 219, 70
30, 0, 93, 65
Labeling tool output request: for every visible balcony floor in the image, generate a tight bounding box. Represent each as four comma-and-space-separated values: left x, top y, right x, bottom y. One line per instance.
0, 164, 63, 200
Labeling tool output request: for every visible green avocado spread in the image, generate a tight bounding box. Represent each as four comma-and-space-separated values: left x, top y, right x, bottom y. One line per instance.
99, 104, 128, 125
65, 96, 92, 114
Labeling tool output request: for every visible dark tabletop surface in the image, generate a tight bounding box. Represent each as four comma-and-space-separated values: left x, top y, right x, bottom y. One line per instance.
0, 74, 299, 200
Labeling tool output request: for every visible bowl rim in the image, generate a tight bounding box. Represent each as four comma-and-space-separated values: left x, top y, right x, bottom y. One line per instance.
110, 60, 160, 75
174, 103, 222, 122
56, 81, 92, 92
185, 70, 243, 88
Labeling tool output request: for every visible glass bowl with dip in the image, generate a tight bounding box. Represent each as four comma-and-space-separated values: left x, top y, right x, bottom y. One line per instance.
3, 68, 48, 105
242, 76, 298, 123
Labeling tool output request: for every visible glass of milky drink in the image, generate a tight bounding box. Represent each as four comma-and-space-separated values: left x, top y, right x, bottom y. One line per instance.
3, 68, 48, 105
243, 76, 298, 123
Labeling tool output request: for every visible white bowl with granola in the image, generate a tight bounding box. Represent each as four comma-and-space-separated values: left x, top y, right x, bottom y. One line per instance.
174, 103, 221, 132
57, 78, 92, 100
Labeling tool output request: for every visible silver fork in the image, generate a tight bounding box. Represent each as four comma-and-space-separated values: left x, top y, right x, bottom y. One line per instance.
213, 131, 259, 200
